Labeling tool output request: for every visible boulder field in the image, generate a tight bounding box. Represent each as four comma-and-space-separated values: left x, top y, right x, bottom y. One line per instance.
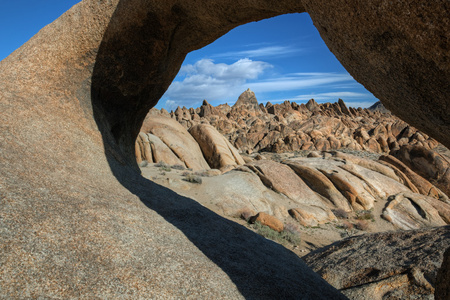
166, 89, 441, 154
0, 0, 449, 298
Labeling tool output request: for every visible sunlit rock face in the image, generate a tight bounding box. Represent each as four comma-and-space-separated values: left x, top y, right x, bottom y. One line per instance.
0, 0, 448, 297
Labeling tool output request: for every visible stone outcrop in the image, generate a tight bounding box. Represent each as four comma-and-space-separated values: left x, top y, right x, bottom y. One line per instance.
234, 88, 260, 110
288, 206, 336, 227
250, 212, 284, 232
246, 160, 330, 209
304, 226, 450, 300
436, 247, 450, 300
240, 152, 448, 230
1, 0, 449, 297
382, 192, 448, 230
189, 124, 245, 170
380, 154, 448, 200
391, 145, 450, 197
165, 90, 443, 156
136, 115, 245, 171
141, 115, 210, 170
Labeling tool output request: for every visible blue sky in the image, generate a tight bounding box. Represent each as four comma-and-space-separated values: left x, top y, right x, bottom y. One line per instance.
0, 2, 378, 111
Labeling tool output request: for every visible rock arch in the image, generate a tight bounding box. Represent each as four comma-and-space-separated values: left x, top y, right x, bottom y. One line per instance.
0, 0, 448, 297
88, 0, 449, 167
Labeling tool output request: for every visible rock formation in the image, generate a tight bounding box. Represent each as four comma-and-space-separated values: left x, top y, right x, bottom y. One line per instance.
303, 226, 450, 299
189, 124, 245, 170
391, 145, 450, 196
136, 113, 245, 171
1, 0, 449, 297
382, 192, 448, 230
140, 114, 211, 170
436, 247, 450, 300
164, 90, 442, 156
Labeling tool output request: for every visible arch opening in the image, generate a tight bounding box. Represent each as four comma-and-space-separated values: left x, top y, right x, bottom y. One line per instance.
91, 0, 449, 173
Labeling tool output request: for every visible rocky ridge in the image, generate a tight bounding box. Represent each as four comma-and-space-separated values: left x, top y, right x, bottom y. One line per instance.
160, 89, 439, 155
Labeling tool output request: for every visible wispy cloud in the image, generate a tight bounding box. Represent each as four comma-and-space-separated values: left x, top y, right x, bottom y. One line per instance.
247, 73, 354, 92
291, 91, 369, 100
213, 45, 300, 59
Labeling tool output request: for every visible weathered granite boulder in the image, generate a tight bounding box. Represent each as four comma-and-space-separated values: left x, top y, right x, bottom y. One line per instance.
304, 226, 450, 300
146, 133, 184, 166
436, 247, 450, 300
250, 212, 284, 232
189, 124, 245, 170
246, 160, 330, 209
142, 115, 210, 170
288, 206, 336, 227
391, 145, 450, 197
382, 192, 448, 230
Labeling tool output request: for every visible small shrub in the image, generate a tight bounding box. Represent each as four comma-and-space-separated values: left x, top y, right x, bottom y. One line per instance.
160, 166, 171, 172
194, 171, 210, 177
253, 222, 279, 241
183, 174, 202, 184
284, 222, 301, 235
281, 223, 301, 245
139, 160, 149, 168
181, 171, 191, 176
252, 222, 301, 246
171, 164, 186, 170
354, 220, 369, 231
332, 208, 349, 219
340, 220, 354, 230
154, 161, 167, 167
356, 211, 374, 221
155, 161, 172, 172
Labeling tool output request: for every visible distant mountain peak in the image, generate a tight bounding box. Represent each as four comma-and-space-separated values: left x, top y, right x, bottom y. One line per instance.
234, 88, 258, 108
368, 101, 390, 113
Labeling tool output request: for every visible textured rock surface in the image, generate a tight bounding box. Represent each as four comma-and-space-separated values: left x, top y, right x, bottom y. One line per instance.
141, 115, 210, 170
302, 0, 450, 149
246, 160, 330, 208
146, 133, 184, 166
304, 226, 450, 300
436, 247, 450, 300
380, 154, 447, 200
1, 0, 449, 297
289, 206, 336, 227
382, 192, 448, 230
391, 145, 450, 197
250, 212, 284, 232
189, 124, 245, 170
0, 0, 347, 298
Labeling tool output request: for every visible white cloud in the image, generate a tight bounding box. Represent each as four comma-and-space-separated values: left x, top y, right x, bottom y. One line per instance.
214, 46, 299, 59
180, 58, 271, 80
161, 59, 376, 110
163, 58, 272, 107
164, 99, 179, 112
